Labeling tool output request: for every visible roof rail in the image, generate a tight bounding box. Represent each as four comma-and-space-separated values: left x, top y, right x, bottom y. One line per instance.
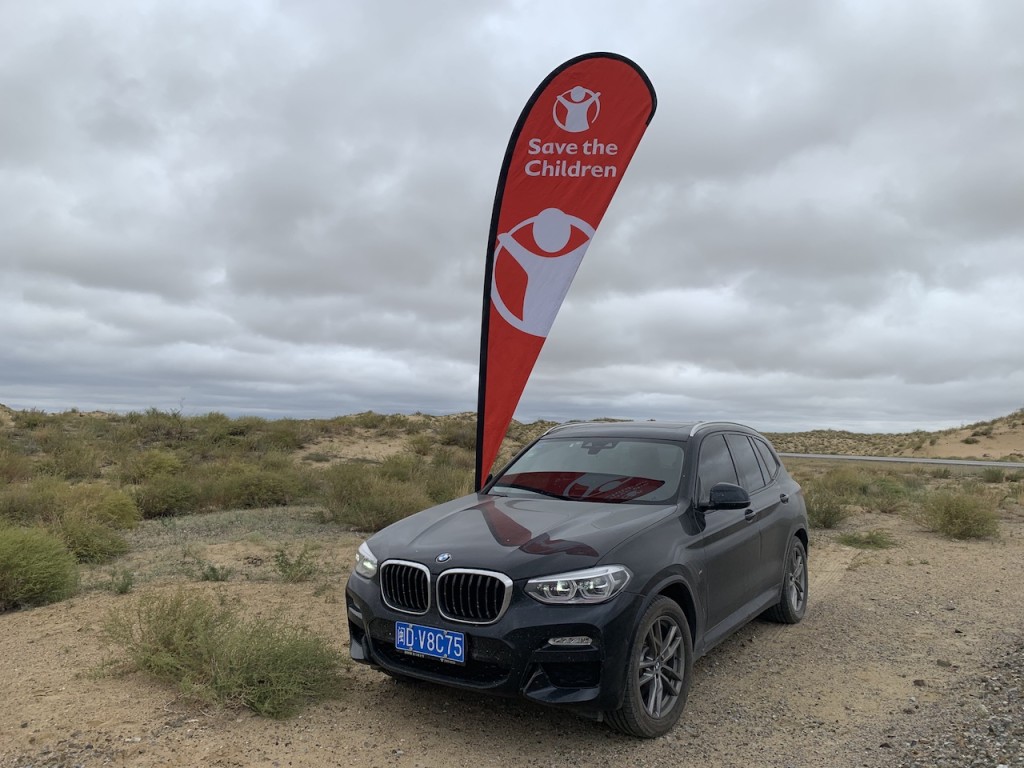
687, 421, 752, 438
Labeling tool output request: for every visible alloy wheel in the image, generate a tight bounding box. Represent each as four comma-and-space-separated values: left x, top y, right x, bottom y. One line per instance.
637, 615, 686, 718
786, 545, 807, 613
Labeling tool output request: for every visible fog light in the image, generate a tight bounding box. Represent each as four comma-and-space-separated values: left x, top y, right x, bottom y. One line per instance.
548, 636, 592, 647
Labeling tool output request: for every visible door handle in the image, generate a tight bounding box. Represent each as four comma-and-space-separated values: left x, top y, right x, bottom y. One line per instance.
744, 509, 757, 522
779, 493, 789, 504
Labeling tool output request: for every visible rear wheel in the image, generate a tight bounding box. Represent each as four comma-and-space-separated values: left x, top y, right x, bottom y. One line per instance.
765, 537, 808, 624
606, 596, 693, 738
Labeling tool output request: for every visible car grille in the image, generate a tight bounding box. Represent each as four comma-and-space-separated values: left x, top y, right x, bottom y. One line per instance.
437, 569, 512, 624
379, 561, 430, 614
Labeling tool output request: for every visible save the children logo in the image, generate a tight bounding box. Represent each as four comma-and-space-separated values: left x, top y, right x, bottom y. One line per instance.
491, 207, 595, 337
553, 85, 601, 132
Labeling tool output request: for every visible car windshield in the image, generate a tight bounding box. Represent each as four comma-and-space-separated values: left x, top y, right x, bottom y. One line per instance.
492, 437, 685, 504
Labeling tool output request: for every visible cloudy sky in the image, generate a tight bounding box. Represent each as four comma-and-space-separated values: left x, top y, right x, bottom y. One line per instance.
2, 1, 1022, 433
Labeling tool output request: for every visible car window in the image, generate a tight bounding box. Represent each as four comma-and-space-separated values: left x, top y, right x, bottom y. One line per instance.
725, 433, 766, 493
696, 434, 738, 504
753, 438, 780, 481
494, 438, 685, 504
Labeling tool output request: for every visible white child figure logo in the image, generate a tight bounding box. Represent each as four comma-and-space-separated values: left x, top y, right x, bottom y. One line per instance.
492, 207, 595, 338
553, 85, 601, 133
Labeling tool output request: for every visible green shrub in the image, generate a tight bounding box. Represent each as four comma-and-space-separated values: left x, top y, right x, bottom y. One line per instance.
438, 420, 477, 451
105, 590, 345, 717
200, 467, 299, 510
35, 429, 102, 480
836, 529, 898, 549
981, 467, 1004, 483
424, 463, 473, 504
0, 526, 79, 610
135, 475, 201, 518
126, 408, 188, 445
899, 474, 927, 492
817, 466, 874, 498
53, 512, 129, 563
803, 485, 849, 529
919, 489, 1000, 540
120, 449, 184, 483
63, 485, 140, 529
12, 408, 53, 429
198, 562, 233, 582
241, 420, 310, 453
107, 568, 135, 594
0, 477, 66, 525
273, 545, 318, 583
961, 436, 980, 445
408, 434, 433, 456
863, 475, 910, 514
0, 447, 34, 483
349, 411, 388, 430
431, 445, 475, 471
320, 462, 433, 531
930, 467, 953, 479
378, 454, 423, 483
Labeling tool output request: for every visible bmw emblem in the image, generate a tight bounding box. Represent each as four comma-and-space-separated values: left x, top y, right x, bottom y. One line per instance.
435, 552, 452, 563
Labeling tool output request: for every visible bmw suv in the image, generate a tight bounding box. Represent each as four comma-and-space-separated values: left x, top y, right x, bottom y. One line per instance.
345, 420, 809, 737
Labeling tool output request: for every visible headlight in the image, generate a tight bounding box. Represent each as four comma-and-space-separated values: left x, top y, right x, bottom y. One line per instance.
354, 542, 378, 578
525, 565, 632, 605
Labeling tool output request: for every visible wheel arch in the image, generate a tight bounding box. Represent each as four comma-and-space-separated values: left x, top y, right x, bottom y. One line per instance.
795, 526, 808, 554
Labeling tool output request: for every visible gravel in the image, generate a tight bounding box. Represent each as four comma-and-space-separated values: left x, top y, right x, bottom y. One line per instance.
894, 639, 1024, 767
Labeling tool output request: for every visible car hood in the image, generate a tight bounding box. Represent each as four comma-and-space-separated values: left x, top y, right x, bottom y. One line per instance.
366, 492, 677, 579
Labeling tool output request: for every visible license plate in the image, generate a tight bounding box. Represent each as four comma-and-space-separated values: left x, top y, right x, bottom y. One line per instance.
394, 621, 465, 664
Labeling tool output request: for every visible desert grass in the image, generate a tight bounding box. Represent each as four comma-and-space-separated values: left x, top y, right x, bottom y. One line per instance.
105, 589, 346, 717
836, 529, 899, 549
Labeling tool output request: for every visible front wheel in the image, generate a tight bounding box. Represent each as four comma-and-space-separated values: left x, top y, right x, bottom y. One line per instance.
605, 596, 693, 738
765, 536, 808, 624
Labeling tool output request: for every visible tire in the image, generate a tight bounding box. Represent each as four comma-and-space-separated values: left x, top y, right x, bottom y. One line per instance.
606, 596, 693, 738
765, 536, 808, 624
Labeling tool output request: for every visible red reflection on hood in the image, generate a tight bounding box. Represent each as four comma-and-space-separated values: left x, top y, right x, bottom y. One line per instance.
475, 499, 599, 558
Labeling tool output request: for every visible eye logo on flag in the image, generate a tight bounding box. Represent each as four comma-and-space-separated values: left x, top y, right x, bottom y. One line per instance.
475, 53, 656, 489
491, 208, 595, 336
553, 86, 601, 132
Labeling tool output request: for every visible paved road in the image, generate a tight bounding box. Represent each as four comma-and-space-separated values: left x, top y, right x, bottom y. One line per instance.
780, 452, 1024, 470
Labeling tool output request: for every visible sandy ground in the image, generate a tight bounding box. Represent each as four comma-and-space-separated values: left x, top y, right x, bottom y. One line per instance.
2, 502, 1023, 768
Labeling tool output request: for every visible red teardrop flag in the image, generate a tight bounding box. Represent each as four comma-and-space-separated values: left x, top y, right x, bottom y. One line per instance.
475, 53, 657, 488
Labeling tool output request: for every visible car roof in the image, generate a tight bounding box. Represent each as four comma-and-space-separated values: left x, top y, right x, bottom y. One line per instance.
542, 420, 760, 440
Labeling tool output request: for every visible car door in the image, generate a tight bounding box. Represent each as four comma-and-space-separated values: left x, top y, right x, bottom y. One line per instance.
696, 433, 760, 636
725, 433, 784, 599
748, 436, 794, 596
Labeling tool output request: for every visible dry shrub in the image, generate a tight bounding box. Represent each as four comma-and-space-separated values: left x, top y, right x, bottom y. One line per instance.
106, 589, 345, 717
919, 488, 1000, 540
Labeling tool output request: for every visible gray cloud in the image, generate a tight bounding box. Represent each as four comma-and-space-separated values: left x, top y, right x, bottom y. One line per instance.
1, 1, 1022, 432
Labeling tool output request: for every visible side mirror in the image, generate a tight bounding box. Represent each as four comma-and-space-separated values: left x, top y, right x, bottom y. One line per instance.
704, 482, 750, 511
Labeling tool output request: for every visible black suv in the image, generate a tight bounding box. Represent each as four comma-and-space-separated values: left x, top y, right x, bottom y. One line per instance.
345, 421, 808, 737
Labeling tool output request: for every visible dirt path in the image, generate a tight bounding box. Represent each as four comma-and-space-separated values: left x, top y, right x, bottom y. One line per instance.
2, 510, 1023, 768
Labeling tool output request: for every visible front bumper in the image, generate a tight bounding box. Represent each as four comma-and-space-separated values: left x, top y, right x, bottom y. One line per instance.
345, 573, 644, 714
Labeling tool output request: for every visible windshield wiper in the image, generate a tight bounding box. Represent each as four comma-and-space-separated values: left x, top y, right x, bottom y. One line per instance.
493, 483, 569, 501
